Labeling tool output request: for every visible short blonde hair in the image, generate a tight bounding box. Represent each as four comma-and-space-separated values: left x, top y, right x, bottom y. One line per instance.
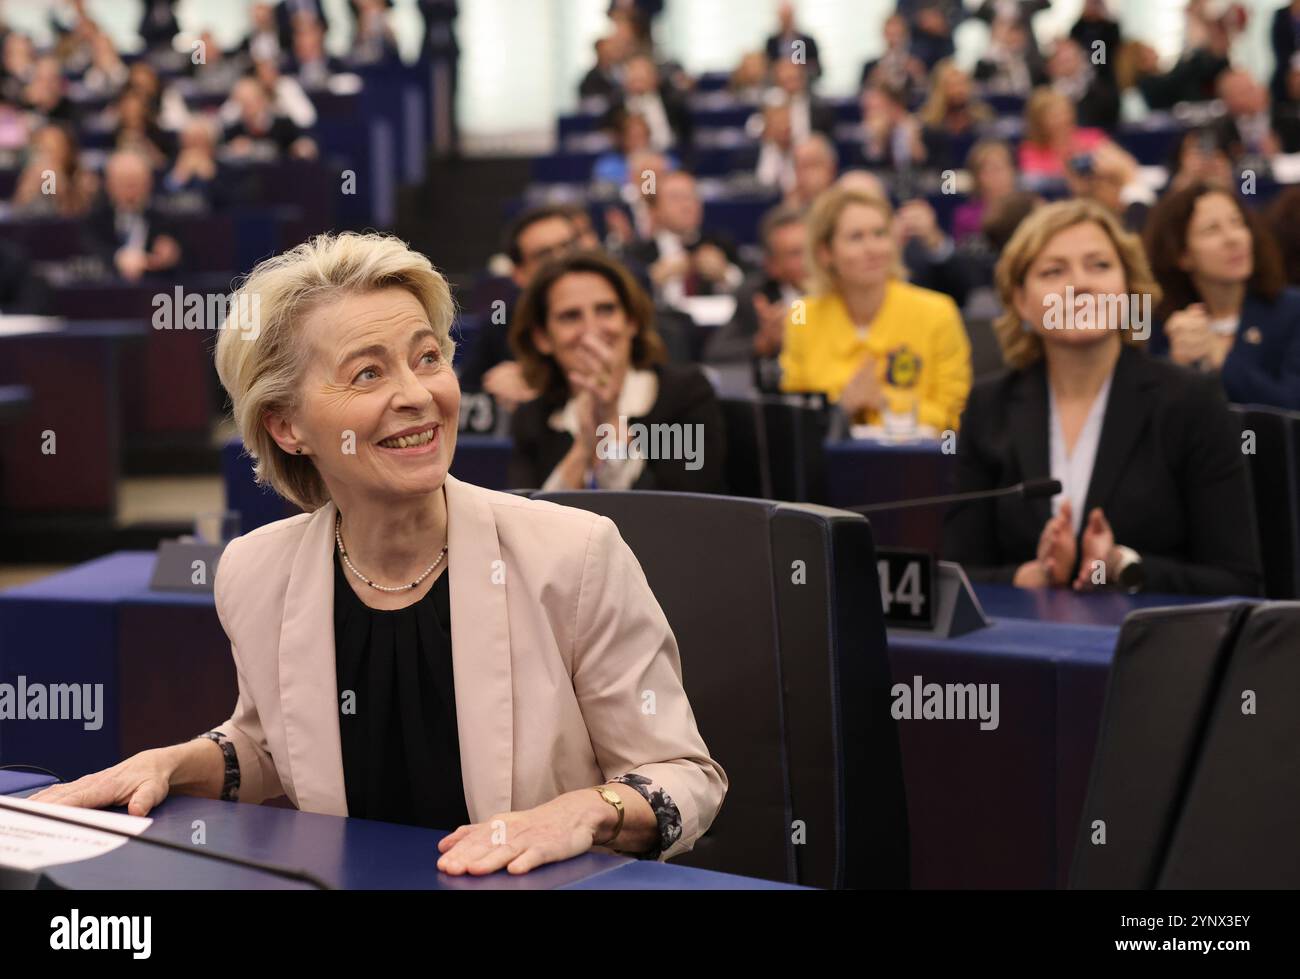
214, 232, 456, 511
805, 185, 905, 295
993, 199, 1161, 370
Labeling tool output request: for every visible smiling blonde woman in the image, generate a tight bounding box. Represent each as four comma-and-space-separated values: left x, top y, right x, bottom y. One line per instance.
30, 232, 727, 876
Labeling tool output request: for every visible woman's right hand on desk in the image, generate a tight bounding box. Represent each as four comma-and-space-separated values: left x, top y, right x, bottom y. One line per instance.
25, 739, 220, 816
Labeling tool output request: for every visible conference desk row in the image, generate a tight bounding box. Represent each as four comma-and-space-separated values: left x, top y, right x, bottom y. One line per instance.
0, 551, 1206, 888
0, 771, 792, 890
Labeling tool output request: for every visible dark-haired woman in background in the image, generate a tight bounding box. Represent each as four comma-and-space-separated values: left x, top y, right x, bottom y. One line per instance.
1144, 182, 1300, 410
943, 199, 1261, 596
508, 250, 726, 492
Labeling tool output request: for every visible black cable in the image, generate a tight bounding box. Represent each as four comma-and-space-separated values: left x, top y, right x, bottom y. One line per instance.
0, 796, 333, 890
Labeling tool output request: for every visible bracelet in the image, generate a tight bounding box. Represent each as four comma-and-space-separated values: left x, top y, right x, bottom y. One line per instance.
194, 731, 240, 802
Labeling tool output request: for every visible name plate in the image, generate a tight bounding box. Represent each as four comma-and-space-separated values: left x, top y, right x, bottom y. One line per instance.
149, 540, 226, 593
875, 547, 936, 629
458, 392, 500, 434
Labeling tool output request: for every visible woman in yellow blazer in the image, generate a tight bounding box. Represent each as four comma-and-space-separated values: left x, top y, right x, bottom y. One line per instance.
30, 232, 726, 874
780, 185, 972, 431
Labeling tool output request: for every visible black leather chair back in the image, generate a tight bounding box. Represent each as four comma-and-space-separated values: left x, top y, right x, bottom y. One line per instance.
1069, 603, 1253, 888
1157, 602, 1300, 887
718, 397, 771, 499
1230, 404, 1300, 599
534, 490, 908, 889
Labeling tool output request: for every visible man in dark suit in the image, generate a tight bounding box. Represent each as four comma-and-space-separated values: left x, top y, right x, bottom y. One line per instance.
611, 55, 691, 154
764, 1, 822, 82
705, 205, 806, 377
1070, 0, 1121, 82
1211, 68, 1283, 162
624, 171, 743, 306
136, 0, 180, 53
1046, 38, 1119, 132
458, 207, 580, 405
1272, 0, 1300, 103
772, 59, 835, 141
275, 0, 332, 53
222, 77, 310, 158
860, 13, 929, 103
82, 150, 182, 282
579, 37, 623, 101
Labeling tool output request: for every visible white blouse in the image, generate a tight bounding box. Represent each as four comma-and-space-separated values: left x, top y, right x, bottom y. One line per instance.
1048, 373, 1113, 537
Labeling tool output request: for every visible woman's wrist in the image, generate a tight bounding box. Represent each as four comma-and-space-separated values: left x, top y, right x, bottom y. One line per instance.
584, 787, 621, 842
168, 738, 224, 796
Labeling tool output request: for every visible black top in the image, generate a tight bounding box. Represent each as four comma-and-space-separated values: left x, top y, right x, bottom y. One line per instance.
333, 551, 470, 829
941, 345, 1263, 596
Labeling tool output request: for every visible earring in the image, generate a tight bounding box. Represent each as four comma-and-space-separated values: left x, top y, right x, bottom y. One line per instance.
295, 448, 303, 455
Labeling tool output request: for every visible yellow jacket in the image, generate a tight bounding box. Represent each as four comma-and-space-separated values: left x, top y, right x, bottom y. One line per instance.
779, 280, 972, 431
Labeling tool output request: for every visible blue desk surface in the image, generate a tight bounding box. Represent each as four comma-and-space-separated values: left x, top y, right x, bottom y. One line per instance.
0, 551, 211, 606
0, 770, 57, 794
1, 792, 797, 890
968, 583, 1218, 628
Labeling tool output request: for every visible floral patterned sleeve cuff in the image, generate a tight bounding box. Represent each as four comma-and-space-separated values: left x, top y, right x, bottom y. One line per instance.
606, 773, 682, 860
194, 731, 240, 802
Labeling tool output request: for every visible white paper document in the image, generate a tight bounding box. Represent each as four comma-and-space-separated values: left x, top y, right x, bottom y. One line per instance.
0, 796, 152, 871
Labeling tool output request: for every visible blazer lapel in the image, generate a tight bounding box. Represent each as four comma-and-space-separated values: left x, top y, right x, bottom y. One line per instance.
277, 502, 347, 816
444, 474, 515, 822
1009, 361, 1052, 529
1082, 347, 1153, 520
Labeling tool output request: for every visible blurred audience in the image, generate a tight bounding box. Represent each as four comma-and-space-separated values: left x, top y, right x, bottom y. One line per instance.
921, 60, 993, 137
973, 15, 1047, 96
12, 121, 96, 217
786, 134, 837, 209
625, 170, 742, 306
770, 59, 834, 141
1065, 141, 1154, 232
1018, 87, 1106, 178
764, 2, 821, 81
1046, 38, 1119, 131
222, 76, 316, 160
952, 139, 1018, 244
705, 204, 808, 387
82, 149, 182, 282
461, 206, 581, 405
860, 14, 928, 104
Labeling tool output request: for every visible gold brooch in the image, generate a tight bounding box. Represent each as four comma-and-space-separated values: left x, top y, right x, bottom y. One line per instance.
1243, 326, 1263, 344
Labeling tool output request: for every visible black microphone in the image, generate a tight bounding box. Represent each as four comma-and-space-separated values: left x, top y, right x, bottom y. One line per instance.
847, 478, 1062, 516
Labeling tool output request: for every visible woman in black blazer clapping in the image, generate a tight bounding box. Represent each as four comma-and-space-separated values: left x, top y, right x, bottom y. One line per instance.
508, 250, 726, 493
942, 199, 1262, 596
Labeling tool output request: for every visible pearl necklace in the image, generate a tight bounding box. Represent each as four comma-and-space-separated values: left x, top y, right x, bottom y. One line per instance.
335, 512, 447, 592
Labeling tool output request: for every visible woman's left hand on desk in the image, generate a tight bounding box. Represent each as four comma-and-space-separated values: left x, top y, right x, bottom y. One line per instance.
435, 789, 615, 876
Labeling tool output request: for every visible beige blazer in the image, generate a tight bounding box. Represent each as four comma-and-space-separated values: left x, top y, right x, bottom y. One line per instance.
209, 474, 726, 860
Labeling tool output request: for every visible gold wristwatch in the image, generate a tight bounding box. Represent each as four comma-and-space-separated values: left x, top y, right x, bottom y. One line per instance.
591, 785, 625, 847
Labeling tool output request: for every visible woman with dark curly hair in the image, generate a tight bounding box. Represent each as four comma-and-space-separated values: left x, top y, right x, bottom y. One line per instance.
508, 249, 726, 493
1144, 182, 1300, 410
